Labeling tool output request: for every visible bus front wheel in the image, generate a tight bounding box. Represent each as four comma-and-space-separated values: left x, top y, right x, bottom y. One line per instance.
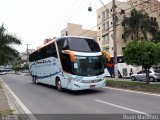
56, 78, 63, 92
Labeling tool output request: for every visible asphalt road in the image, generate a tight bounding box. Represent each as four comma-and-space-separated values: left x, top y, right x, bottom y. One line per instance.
1, 74, 160, 119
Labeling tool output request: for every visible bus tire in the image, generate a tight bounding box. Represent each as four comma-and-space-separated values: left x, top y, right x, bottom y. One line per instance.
35, 76, 39, 85
33, 76, 36, 84
56, 78, 63, 92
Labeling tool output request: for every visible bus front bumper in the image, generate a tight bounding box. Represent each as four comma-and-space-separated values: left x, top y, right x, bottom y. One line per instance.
71, 79, 106, 91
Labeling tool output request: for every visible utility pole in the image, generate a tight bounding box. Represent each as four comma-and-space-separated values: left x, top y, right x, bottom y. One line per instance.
26, 44, 31, 65
112, 0, 118, 79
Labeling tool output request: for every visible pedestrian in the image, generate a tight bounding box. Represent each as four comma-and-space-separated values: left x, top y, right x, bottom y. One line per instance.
130, 68, 133, 76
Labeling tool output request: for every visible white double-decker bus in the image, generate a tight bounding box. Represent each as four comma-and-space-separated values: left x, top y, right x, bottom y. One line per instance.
29, 36, 110, 91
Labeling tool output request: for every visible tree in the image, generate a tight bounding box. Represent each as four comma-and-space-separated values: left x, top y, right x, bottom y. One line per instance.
123, 41, 160, 84
0, 24, 21, 65
122, 9, 159, 41
152, 30, 160, 43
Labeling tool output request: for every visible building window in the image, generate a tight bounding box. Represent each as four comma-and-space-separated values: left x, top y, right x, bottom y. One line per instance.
111, 34, 113, 38
99, 38, 101, 41
102, 10, 109, 21
111, 22, 113, 25
131, 36, 134, 40
102, 34, 109, 45
120, 9, 125, 14
98, 15, 100, 18
102, 21, 109, 33
99, 27, 100, 30
122, 22, 125, 26
141, 26, 143, 30
122, 47, 125, 50
154, 18, 156, 22
122, 34, 124, 39
141, 37, 144, 40
65, 31, 68, 36
103, 47, 109, 52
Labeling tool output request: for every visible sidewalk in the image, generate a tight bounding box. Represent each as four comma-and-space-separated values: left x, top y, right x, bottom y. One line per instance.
0, 80, 12, 115
0, 78, 37, 120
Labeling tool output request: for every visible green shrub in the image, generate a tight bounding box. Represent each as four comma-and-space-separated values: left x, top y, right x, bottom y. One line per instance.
106, 80, 160, 93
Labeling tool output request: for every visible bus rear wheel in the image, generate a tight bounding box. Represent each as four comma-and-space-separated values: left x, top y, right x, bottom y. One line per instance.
32, 76, 36, 84
32, 76, 35, 83
56, 78, 63, 92
35, 76, 39, 85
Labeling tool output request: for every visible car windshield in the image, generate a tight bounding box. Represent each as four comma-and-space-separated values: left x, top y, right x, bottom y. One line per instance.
153, 69, 160, 73
73, 56, 104, 76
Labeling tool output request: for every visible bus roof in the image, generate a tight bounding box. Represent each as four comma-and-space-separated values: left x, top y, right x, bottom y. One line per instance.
30, 36, 95, 55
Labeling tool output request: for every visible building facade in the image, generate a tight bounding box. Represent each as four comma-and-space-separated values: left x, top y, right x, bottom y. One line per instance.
44, 38, 53, 45
61, 23, 97, 39
20, 49, 35, 64
97, 0, 160, 56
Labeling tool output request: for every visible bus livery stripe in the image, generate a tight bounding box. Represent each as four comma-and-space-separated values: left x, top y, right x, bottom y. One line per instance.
37, 71, 61, 79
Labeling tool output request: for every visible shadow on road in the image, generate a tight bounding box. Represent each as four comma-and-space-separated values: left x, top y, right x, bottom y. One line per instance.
30, 82, 105, 96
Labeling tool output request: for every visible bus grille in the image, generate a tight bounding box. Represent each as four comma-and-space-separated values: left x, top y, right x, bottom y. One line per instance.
82, 79, 103, 83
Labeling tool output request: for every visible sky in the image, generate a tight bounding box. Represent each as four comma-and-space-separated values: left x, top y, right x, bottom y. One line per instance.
0, 0, 125, 53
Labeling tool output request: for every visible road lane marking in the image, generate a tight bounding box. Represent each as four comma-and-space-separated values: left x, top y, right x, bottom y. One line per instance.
104, 87, 160, 97
0, 78, 32, 113
95, 99, 148, 114
0, 77, 37, 120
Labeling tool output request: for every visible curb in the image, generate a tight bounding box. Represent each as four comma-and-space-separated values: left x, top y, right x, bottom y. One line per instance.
0, 78, 37, 120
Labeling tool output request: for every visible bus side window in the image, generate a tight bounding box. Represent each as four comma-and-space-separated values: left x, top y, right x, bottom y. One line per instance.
46, 43, 58, 58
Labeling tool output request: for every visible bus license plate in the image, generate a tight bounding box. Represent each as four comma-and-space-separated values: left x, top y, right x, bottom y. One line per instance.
90, 85, 95, 88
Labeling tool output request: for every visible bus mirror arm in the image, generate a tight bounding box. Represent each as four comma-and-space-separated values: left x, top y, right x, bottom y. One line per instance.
102, 50, 111, 62
63, 50, 75, 62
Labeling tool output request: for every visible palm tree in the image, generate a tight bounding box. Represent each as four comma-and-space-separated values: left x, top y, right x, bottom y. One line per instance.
122, 8, 159, 41
0, 24, 21, 65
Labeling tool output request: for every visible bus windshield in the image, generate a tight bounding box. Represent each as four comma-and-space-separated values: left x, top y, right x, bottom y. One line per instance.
67, 38, 100, 52
73, 56, 104, 76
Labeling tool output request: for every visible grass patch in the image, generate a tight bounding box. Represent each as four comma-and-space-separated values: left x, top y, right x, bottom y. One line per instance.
0, 109, 14, 115
106, 80, 160, 93
15, 73, 21, 75
24, 73, 30, 76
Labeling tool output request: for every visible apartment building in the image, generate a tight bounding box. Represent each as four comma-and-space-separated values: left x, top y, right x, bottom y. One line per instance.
127, 0, 160, 14
97, 1, 132, 56
61, 23, 97, 39
97, 0, 160, 56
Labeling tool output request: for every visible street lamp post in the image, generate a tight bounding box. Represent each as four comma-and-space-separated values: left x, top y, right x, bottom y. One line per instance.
88, 0, 118, 79
112, 0, 118, 79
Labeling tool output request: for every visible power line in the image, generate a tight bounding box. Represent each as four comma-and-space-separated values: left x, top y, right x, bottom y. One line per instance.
39, 0, 89, 37
78, 1, 125, 36
79, 0, 160, 36
86, 9, 159, 38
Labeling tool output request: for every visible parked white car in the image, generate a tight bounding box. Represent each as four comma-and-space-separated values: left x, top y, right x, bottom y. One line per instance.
0, 72, 6, 75
131, 69, 160, 82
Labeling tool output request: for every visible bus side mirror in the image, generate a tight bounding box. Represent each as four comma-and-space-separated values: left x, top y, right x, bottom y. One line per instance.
102, 51, 111, 62
63, 50, 75, 62
62, 45, 68, 50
